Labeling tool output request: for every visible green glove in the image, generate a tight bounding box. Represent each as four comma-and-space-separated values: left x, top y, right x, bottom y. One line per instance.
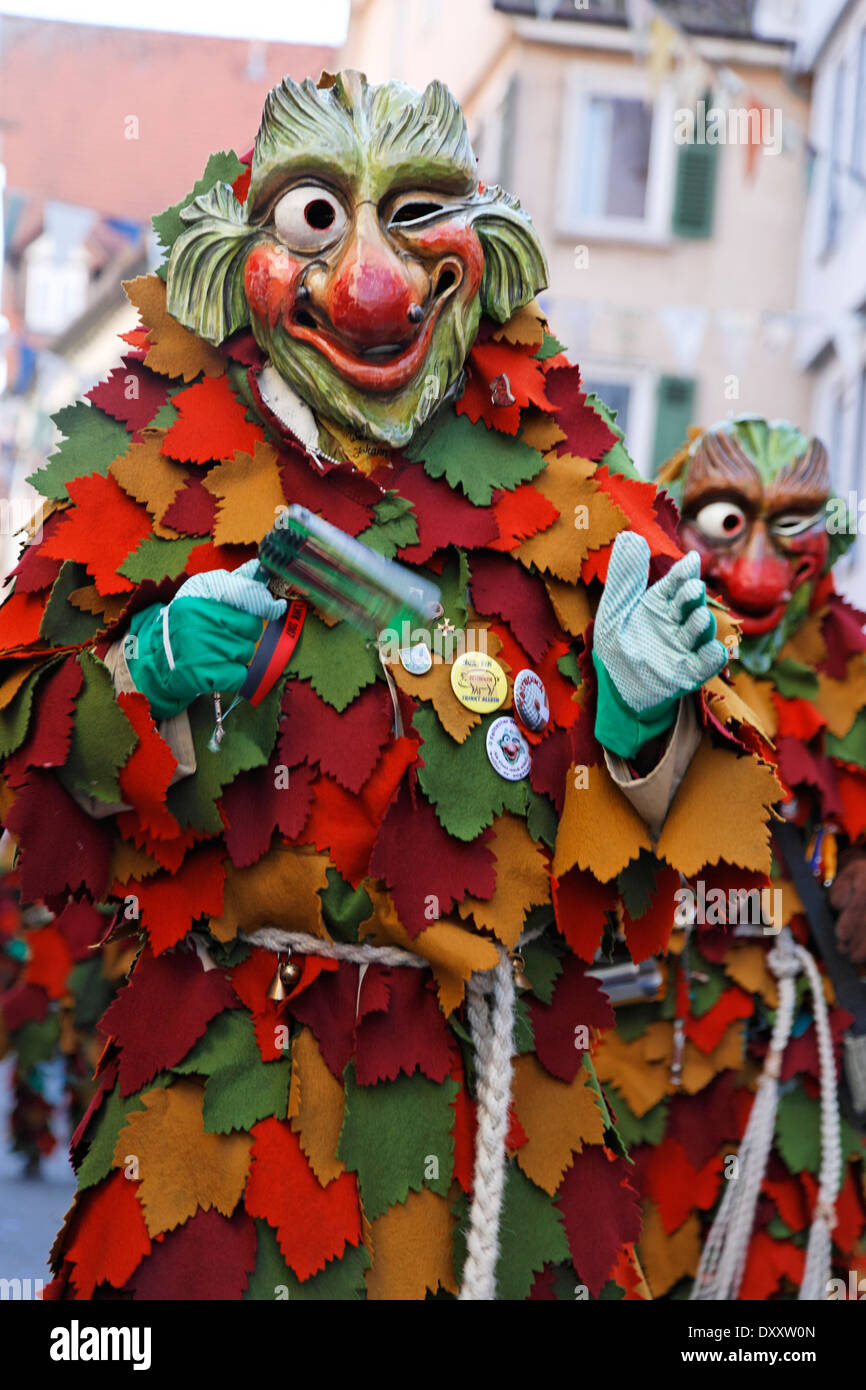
593, 532, 727, 760
125, 560, 286, 719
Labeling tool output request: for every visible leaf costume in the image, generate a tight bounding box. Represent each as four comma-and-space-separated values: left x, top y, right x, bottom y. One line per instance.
0, 73, 781, 1301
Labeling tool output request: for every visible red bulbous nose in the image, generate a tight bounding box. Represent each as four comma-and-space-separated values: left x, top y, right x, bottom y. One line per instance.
714, 526, 792, 611
324, 207, 418, 347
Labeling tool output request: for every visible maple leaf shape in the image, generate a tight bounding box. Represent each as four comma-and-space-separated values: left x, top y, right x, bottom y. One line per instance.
160, 474, 218, 535
118, 845, 226, 955
244, 1117, 362, 1282
529, 955, 614, 1082
556, 1147, 642, 1297
6, 770, 112, 901
372, 460, 497, 565
279, 681, 395, 794
457, 340, 552, 435
64, 1171, 151, 1297
622, 862, 682, 964
41, 472, 153, 595
161, 376, 264, 464
489, 482, 559, 552
469, 552, 561, 663
640, 1137, 723, 1234
127, 1205, 257, 1300
99, 947, 238, 1096
115, 690, 181, 842
87, 357, 170, 434
355, 971, 453, 1085
545, 365, 618, 462
4, 656, 82, 784
300, 738, 418, 887
0, 589, 49, 649
219, 757, 316, 866
279, 448, 380, 537
230, 944, 337, 1062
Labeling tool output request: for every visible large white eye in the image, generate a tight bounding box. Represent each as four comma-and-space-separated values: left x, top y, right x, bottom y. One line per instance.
694, 500, 747, 542
388, 194, 450, 228
771, 510, 825, 538
273, 185, 347, 252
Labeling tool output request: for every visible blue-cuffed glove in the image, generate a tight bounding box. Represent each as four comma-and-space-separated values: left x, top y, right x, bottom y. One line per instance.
593, 531, 727, 759
125, 559, 286, 720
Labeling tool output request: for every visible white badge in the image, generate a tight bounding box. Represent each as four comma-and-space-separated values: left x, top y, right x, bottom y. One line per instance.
486, 717, 531, 781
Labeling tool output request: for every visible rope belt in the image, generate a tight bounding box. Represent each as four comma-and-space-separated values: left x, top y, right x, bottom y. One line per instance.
243, 926, 521, 1301
691, 927, 841, 1302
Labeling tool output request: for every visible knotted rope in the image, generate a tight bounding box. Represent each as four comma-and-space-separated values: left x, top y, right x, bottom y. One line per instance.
691, 928, 841, 1302
239, 926, 521, 1300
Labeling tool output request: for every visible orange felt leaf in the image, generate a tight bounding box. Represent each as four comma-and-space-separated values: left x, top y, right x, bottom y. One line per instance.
0, 589, 48, 649
365, 1187, 458, 1300
681, 1025, 745, 1095
771, 692, 826, 742
737, 1230, 804, 1300
113, 1080, 251, 1237
639, 1202, 700, 1298
832, 1165, 866, 1252
299, 738, 418, 887
23, 924, 71, 1000
245, 1117, 362, 1282
128, 846, 226, 954
489, 482, 559, 552
41, 473, 152, 595
110, 432, 189, 536
511, 1052, 605, 1195
123, 275, 226, 382
815, 659, 866, 739
182, 539, 256, 575
491, 299, 547, 348
116, 691, 181, 841
553, 759, 653, 884
161, 376, 264, 464
642, 1138, 723, 1234
589, 467, 681, 574
457, 811, 550, 947
519, 410, 567, 454
594, 1026, 673, 1118
516, 454, 627, 583
685, 985, 753, 1054
202, 440, 287, 546
458, 340, 553, 434
490, 627, 579, 730
211, 843, 330, 942
288, 1026, 346, 1186
762, 1173, 808, 1233
655, 741, 780, 878
65, 1170, 152, 1297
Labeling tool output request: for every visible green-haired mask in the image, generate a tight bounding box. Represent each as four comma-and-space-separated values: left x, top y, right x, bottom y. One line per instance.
165, 69, 548, 449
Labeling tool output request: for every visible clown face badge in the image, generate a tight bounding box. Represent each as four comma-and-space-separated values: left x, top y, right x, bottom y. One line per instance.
165, 70, 547, 449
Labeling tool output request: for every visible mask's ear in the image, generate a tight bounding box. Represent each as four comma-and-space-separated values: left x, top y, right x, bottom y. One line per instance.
472, 186, 548, 324
166, 183, 263, 344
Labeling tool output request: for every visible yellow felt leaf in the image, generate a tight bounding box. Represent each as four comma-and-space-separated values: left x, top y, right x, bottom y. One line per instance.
553, 759, 653, 883
123, 275, 226, 382
724, 942, 779, 1008
492, 299, 546, 347
656, 740, 780, 878
639, 1202, 700, 1297
365, 1186, 458, 1301
731, 670, 778, 740
516, 454, 627, 582
593, 1026, 672, 1118
815, 657, 866, 739
68, 586, 129, 622
289, 1026, 346, 1186
0, 658, 46, 712
519, 411, 567, 453
779, 613, 827, 670
457, 811, 550, 947
704, 675, 774, 746
543, 575, 593, 638
110, 431, 188, 535
215, 844, 331, 942
681, 1024, 745, 1094
511, 1053, 605, 1194
362, 889, 498, 1015
109, 839, 164, 885
113, 1079, 250, 1236
203, 440, 287, 545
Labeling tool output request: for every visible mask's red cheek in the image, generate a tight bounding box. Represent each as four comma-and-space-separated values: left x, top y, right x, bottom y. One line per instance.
415, 220, 485, 300
244, 244, 304, 331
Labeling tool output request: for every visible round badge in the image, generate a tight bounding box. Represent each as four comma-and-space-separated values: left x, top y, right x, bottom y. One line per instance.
486, 717, 531, 781
513, 669, 550, 732
450, 651, 508, 713
399, 643, 433, 676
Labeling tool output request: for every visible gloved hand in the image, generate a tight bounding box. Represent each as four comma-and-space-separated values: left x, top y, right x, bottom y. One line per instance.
593, 531, 727, 760
125, 560, 287, 720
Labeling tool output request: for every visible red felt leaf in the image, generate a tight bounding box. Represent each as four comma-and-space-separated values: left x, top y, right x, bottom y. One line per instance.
65, 1171, 152, 1298
244, 1117, 362, 1281
552, 866, 616, 961
7, 512, 65, 591
772, 693, 826, 741
300, 737, 418, 886
776, 736, 840, 816
128, 1206, 257, 1300
355, 971, 453, 1084
230, 947, 338, 1062
99, 946, 239, 1097
581, 467, 682, 586
665, 1070, 740, 1169
181, 539, 255, 576
118, 846, 226, 956
278, 449, 381, 537
622, 862, 682, 964
70, 1058, 119, 1160
450, 1052, 475, 1194
821, 593, 866, 678
219, 757, 316, 866
55, 898, 106, 962
6, 771, 112, 900
369, 780, 496, 938
159, 474, 217, 535
737, 1230, 804, 1300
222, 329, 264, 367
762, 1173, 808, 1233
23, 924, 71, 1000
545, 365, 618, 462
120, 327, 150, 351
87, 357, 170, 434
287, 964, 362, 1079
491, 626, 578, 730
161, 376, 264, 464
372, 460, 498, 565
4, 656, 82, 783
0, 980, 48, 1032
528, 1265, 558, 1300
41, 472, 153, 595
469, 551, 561, 662
457, 340, 552, 435
116, 690, 182, 841
489, 483, 559, 552
0, 589, 47, 649
833, 1165, 866, 1253
556, 1146, 642, 1297
529, 955, 614, 1082
837, 764, 866, 841
641, 1137, 723, 1234
685, 984, 753, 1054
279, 681, 394, 793
529, 728, 572, 814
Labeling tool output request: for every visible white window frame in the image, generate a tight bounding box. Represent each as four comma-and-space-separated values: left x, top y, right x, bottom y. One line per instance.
577, 357, 656, 478
555, 66, 678, 246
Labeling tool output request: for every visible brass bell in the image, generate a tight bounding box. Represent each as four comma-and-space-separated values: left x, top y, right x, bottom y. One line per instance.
266, 955, 303, 1002
511, 951, 531, 991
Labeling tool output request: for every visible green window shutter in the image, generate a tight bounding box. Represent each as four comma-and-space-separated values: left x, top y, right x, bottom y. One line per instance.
652, 375, 696, 473
671, 102, 719, 238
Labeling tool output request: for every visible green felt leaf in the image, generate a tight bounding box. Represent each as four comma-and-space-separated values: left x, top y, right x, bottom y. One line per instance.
356, 493, 418, 559
775, 1085, 861, 1181
68, 958, 117, 1031
513, 992, 535, 1055
319, 867, 373, 944
598, 1279, 627, 1300
407, 411, 545, 506
118, 534, 196, 584
617, 850, 658, 920
145, 382, 186, 432
76, 1075, 172, 1192
337, 1062, 457, 1221
687, 952, 726, 1019
56, 650, 137, 805
152, 150, 246, 276
0, 664, 46, 758
534, 330, 566, 361
27, 402, 130, 501
172, 1009, 291, 1134
14, 1014, 60, 1073
414, 705, 533, 841
585, 393, 640, 480
525, 788, 558, 849
521, 937, 563, 1004
286, 612, 380, 712
771, 658, 820, 701
610, 1002, 656, 1044
435, 549, 471, 631
604, 1084, 669, 1150
167, 680, 283, 832
556, 647, 582, 687
244, 1220, 370, 1300
452, 1165, 569, 1300
40, 560, 104, 646
826, 710, 866, 768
